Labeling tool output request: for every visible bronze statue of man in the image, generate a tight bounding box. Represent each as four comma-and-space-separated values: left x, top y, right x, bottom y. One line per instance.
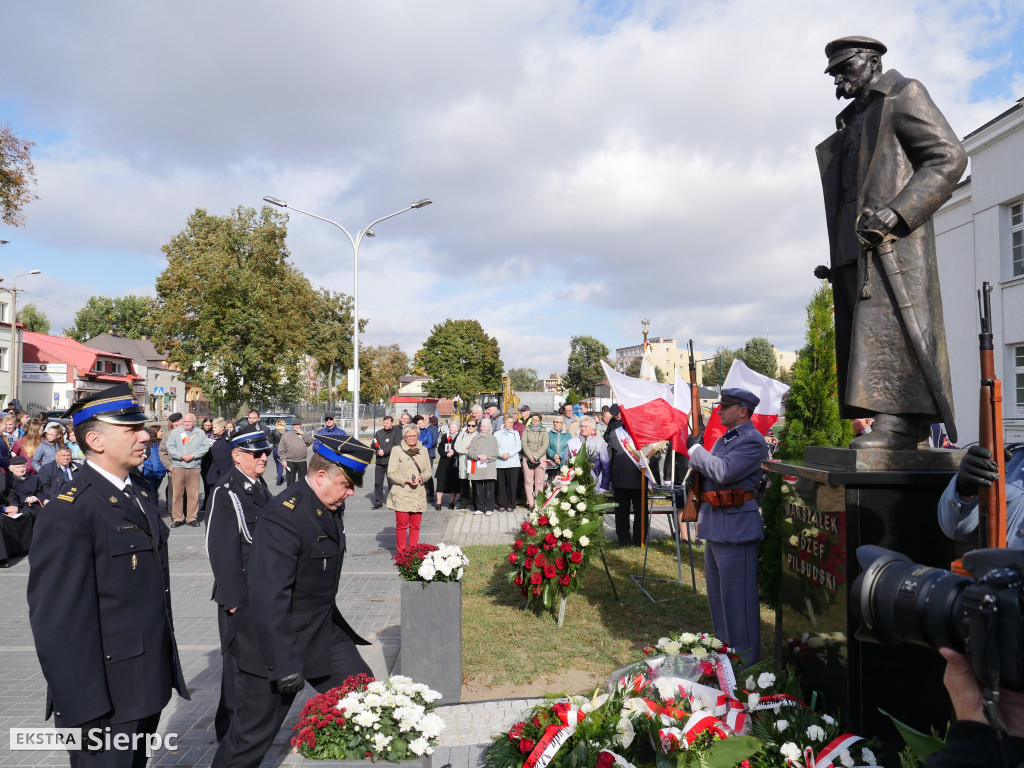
816, 36, 967, 450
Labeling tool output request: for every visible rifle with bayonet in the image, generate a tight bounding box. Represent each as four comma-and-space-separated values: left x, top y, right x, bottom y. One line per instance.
678, 340, 704, 526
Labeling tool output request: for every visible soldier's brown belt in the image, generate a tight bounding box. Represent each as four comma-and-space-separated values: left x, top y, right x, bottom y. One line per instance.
702, 489, 755, 507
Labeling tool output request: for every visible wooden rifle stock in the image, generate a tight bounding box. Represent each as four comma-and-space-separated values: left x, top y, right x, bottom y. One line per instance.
978, 283, 1006, 549
953, 283, 1006, 575
679, 340, 704, 523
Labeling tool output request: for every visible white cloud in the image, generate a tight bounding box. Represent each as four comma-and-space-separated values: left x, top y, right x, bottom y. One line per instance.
3, 0, 1022, 373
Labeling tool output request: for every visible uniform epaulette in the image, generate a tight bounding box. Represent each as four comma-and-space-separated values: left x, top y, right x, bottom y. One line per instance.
282, 495, 299, 510
56, 480, 91, 504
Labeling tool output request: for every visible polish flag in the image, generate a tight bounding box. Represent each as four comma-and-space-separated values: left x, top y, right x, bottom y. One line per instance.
701, 359, 789, 449
601, 362, 690, 449
672, 373, 696, 455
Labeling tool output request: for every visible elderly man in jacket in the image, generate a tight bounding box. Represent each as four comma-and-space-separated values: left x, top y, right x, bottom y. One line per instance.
277, 421, 314, 486
567, 416, 609, 493
816, 36, 967, 450
687, 388, 768, 664
167, 412, 211, 528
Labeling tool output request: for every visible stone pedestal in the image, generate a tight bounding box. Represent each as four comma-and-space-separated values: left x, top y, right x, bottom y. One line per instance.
399, 580, 462, 705
765, 447, 961, 746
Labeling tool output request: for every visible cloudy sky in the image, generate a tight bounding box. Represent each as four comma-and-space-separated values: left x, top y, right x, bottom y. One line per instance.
3, 0, 1023, 376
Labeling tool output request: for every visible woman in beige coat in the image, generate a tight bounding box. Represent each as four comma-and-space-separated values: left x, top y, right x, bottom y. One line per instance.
387, 425, 433, 551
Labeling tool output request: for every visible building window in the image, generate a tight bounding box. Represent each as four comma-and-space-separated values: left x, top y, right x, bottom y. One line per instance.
0, 346, 7, 372
92, 359, 123, 374
1012, 201, 1024, 278
1016, 345, 1024, 417
0, 302, 7, 322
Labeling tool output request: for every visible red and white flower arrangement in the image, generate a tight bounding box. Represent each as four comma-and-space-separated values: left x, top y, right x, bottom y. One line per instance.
484, 631, 881, 768
291, 673, 445, 761
505, 449, 614, 613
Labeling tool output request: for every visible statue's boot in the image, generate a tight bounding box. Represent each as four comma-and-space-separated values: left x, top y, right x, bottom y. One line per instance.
849, 414, 929, 450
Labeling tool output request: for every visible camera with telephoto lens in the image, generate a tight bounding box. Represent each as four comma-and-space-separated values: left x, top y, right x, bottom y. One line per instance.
851, 545, 1024, 692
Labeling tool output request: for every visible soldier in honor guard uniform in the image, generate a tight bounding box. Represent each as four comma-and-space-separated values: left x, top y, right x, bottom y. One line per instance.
686, 387, 769, 664
27, 383, 189, 767
205, 426, 274, 741
213, 434, 374, 768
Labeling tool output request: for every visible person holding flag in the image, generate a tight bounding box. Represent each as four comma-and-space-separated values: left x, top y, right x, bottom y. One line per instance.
686, 387, 768, 664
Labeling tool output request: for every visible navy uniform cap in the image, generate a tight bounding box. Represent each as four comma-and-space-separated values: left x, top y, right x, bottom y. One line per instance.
313, 434, 374, 487
66, 382, 148, 427
9, 455, 27, 466
230, 426, 273, 452
720, 387, 760, 412
824, 35, 886, 73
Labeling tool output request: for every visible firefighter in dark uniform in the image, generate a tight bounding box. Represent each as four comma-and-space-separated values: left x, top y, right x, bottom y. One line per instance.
205, 426, 274, 741
213, 434, 374, 768
686, 387, 769, 664
27, 383, 189, 768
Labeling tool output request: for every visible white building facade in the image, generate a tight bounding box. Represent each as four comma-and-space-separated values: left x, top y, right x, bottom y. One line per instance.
934, 98, 1024, 443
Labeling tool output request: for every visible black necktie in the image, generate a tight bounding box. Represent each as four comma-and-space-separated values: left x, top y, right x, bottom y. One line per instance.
253, 481, 269, 507
124, 485, 156, 540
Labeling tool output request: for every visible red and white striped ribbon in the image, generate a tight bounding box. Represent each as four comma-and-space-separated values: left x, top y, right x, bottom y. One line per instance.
522, 703, 585, 768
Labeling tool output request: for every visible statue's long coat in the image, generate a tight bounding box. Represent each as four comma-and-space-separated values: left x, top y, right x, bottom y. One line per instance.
817, 69, 966, 420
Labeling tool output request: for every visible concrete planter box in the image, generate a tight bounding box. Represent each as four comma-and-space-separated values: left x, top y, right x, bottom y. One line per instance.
399, 580, 462, 705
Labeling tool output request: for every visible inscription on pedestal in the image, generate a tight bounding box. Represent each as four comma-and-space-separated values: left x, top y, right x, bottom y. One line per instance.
780, 479, 848, 639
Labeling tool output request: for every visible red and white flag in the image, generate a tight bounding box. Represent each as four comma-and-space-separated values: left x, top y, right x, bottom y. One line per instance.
701, 359, 789, 449
601, 362, 689, 449
672, 373, 695, 455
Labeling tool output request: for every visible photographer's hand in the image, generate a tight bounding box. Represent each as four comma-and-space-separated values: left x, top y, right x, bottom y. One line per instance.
940, 648, 1024, 738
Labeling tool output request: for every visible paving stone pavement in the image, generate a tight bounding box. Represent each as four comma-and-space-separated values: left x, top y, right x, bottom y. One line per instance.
1, 459, 681, 767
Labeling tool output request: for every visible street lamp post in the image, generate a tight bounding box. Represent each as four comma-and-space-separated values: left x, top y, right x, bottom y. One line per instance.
0, 269, 42, 406
262, 196, 431, 439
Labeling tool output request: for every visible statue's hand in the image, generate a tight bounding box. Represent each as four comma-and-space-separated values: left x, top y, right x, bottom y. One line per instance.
859, 207, 898, 238
813, 264, 832, 281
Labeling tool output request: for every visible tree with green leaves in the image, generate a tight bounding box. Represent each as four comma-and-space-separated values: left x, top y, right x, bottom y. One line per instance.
564, 335, 610, 397
150, 205, 320, 408
759, 283, 852, 607
361, 344, 410, 404
64, 295, 157, 342
19, 303, 49, 334
418, 319, 503, 409
507, 367, 540, 392
0, 122, 37, 229
701, 346, 736, 388
305, 288, 365, 403
736, 336, 778, 379
776, 285, 852, 461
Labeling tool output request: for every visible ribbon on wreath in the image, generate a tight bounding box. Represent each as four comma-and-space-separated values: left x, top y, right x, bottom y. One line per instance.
784, 734, 863, 768
522, 702, 585, 768
674, 677, 747, 732
657, 709, 734, 752
538, 467, 576, 513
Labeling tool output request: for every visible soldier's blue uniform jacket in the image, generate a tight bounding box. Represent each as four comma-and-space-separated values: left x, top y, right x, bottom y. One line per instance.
206, 466, 268, 650
689, 420, 769, 543
939, 444, 1024, 548
235, 478, 369, 681
27, 463, 189, 726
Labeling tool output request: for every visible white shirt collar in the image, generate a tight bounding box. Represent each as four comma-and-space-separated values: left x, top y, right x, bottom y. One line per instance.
85, 459, 132, 491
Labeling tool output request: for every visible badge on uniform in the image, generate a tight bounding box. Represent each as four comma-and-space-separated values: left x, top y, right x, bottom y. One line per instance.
244, 482, 252, 491
131, 554, 138, 571
316, 509, 322, 517
109, 496, 119, 504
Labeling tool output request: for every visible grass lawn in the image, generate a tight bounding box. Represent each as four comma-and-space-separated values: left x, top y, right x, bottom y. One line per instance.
460, 538, 777, 687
